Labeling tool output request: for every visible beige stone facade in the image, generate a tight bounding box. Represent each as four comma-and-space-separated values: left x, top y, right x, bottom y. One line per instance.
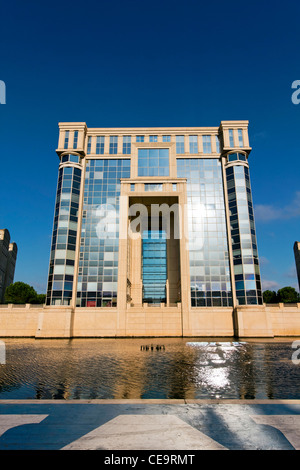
0, 303, 300, 338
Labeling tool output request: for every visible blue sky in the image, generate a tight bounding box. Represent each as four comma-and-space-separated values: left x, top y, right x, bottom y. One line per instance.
0, 0, 299, 294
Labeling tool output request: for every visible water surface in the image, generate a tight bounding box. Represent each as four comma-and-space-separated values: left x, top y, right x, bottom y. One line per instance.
0, 337, 299, 400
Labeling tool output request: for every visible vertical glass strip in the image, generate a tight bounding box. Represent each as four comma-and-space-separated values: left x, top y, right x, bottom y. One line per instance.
225, 164, 263, 305
64, 131, 69, 149
73, 131, 78, 149
238, 129, 244, 147
142, 230, 167, 303
46, 165, 82, 305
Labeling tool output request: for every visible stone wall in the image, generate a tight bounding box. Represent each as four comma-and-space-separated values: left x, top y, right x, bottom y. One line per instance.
0, 303, 299, 338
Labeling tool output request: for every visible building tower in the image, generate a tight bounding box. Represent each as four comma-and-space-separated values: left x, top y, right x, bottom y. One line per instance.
294, 242, 300, 291
0, 229, 18, 302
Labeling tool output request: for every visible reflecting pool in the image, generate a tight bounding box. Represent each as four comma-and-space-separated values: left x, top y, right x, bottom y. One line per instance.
0, 338, 299, 400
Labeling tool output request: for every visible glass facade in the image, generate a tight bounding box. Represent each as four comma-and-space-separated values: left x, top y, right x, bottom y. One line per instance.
46, 162, 82, 305
177, 158, 232, 307
76, 159, 130, 307
138, 148, 169, 177
46, 124, 263, 316
142, 229, 167, 303
226, 163, 263, 305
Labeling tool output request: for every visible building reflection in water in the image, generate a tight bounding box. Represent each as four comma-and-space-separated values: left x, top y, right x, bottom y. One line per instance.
0, 338, 299, 400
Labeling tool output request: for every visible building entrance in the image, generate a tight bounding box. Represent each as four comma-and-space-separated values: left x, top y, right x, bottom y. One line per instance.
127, 196, 181, 307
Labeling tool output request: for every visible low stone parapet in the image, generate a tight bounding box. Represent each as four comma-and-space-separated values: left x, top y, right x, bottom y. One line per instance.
0, 303, 299, 338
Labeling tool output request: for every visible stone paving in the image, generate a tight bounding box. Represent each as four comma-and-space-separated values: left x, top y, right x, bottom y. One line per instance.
0, 399, 300, 451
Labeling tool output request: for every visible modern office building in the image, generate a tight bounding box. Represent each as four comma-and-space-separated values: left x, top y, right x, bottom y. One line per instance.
0, 229, 18, 302
44, 121, 264, 336
294, 242, 300, 291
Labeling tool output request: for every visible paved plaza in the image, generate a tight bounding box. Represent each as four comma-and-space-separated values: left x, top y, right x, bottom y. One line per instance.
0, 399, 300, 451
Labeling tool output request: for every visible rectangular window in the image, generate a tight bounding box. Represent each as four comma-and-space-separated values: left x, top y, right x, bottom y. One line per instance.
238, 129, 244, 147
189, 135, 198, 153
73, 131, 78, 149
145, 183, 163, 191
162, 135, 171, 142
202, 135, 212, 153
215, 135, 220, 153
229, 129, 234, 147
123, 135, 131, 154
136, 135, 144, 142
96, 136, 105, 154
176, 135, 184, 154
109, 136, 118, 154
130, 183, 135, 192
64, 131, 69, 149
138, 148, 169, 177
87, 136, 92, 154
149, 135, 158, 142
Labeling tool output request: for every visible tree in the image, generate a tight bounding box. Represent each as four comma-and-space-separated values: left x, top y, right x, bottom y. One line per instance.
263, 290, 278, 304
277, 286, 300, 304
4, 282, 44, 304
34, 293, 46, 304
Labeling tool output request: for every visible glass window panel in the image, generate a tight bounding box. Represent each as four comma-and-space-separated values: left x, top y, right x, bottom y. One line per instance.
229, 129, 234, 147
238, 129, 244, 147
138, 149, 169, 177
109, 136, 118, 154
178, 158, 232, 307
176, 135, 184, 154
202, 135, 212, 153
73, 131, 78, 149
64, 130, 69, 149
87, 136, 92, 154
96, 136, 105, 154
123, 135, 131, 154
189, 135, 198, 153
